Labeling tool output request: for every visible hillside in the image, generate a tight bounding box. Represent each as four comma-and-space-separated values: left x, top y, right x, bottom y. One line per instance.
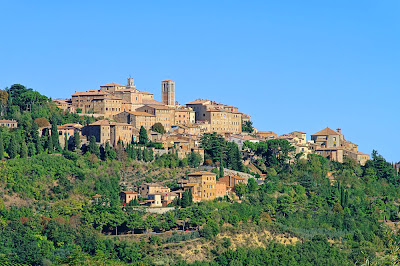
0, 85, 400, 265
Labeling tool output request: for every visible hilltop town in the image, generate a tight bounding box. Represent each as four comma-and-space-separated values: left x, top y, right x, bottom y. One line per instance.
0, 81, 398, 265
39, 77, 371, 206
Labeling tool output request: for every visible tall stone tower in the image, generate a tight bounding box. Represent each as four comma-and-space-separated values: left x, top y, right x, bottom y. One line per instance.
162, 80, 175, 106
127, 77, 136, 90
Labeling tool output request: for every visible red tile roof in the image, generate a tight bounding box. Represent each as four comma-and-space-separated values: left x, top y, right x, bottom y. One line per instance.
100, 82, 124, 87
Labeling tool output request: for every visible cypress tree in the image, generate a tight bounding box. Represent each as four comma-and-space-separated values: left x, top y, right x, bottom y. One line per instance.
51, 123, 60, 151
64, 134, 68, 151
47, 134, 53, 154
219, 158, 224, 178
20, 140, 28, 158
73, 131, 81, 151
31, 121, 39, 143
0, 135, 4, 159
28, 142, 36, 157
8, 136, 17, 159
88, 136, 100, 157
139, 126, 148, 145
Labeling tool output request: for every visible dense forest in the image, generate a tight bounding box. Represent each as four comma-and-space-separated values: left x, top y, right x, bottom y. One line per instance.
0, 84, 400, 265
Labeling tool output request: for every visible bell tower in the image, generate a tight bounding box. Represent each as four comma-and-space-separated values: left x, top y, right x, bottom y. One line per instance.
127, 77, 136, 90
162, 80, 175, 106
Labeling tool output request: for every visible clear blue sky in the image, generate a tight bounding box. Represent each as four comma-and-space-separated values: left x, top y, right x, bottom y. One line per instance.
0, 1, 399, 162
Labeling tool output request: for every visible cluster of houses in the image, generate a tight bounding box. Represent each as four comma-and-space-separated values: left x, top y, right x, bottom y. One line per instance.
120, 171, 246, 207
234, 128, 370, 166
0, 77, 371, 168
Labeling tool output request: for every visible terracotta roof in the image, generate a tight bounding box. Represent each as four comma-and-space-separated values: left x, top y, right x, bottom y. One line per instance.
186, 99, 211, 105
188, 171, 216, 176
311, 127, 341, 136
142, 104, 172, 110
138, 90, 153, 95
221, 175, 245, 180
62, 123, 83, 128
142, 99, 164, 105
141, 183, 165, 187
72, 90, 109, 96
90, 120, 131, 126
122, 191, 138, 194
293, 131, 306, 134
0, 120, 17, 123
129, 111, 155, 117
100, 82, 124, 87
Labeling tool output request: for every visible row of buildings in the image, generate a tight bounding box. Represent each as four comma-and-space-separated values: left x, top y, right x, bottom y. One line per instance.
54, 78, 250, 135
120, 171, 246, 207
233, 127, 370, 166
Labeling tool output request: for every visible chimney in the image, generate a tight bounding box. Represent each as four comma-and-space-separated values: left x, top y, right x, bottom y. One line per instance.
336, 128, 341, 134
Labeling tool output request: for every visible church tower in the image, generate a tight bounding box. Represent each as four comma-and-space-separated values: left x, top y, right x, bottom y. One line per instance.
127, 77, 136, 90
162, 80, 175, 106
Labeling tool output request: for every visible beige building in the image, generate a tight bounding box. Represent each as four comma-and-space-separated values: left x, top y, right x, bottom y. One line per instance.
311, 127, 370, 165
53, 99, 75, 113
0, 120, 18, 128
82, 120, 133, 147
183, 171, 218, 202
139, 183, 170, 198
120, 191, 139, 205
136, 105, 175, 132
114, 111, 156, 131
174, 106, 195, 125
218, 175, 245, 194
186, 99, 243, 134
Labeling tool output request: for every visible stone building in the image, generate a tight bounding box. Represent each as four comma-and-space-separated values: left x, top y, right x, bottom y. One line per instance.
182, 171, 218, 202
82, 120, 133, 147
136, 105, 175, 132
186, 99, 243, 134
174, 106, 195, 125
162, 80, 175, 106
139, 183, 170, 198
0, 120, 18, 128
218, 175, 245, 194
311, 127, 370, 165
113, 111, 156, 131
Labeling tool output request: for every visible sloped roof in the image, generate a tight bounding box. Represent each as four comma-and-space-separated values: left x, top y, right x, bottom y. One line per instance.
72, 90, 109, 96
100, 82, 124, 87
311, 127, 340, 136
188, 171, 216, 176
129, 111, 155, 117
138, 90, 153, 95
186, 99, 211, 105
0, 120, 17, 123
142, 99, 164, 105
90, 120, 130, 126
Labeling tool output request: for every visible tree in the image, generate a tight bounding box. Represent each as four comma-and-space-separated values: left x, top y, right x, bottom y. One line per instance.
8, 136, 18, 159
0, 135, 3, 160
64, 135, 68, 151
144, 215, 158, 233
188, 151, 202, 168
51, 123, 60, 151
219, 159, 224, 178
181, 190, 193, 208
139, 126, 148, 145
20, 141, 28, 158
46, 134, 53, 153
34, 118, 50, 128
88, 136, 100, 157
151, 123, 165, 134
235, 183, 246, 199
242, 121, 254, 133
73, 131, 81, 151
247, 178, 258, 194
